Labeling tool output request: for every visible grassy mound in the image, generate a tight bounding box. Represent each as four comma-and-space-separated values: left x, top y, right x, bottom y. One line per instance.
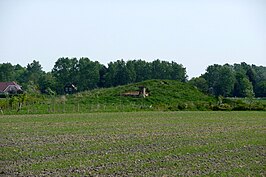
67, 79, 216, 111
2, 80, 265, 114
0, 80, 217, 114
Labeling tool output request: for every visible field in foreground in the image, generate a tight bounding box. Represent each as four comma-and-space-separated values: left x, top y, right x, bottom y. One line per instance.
0, 112, 265, 176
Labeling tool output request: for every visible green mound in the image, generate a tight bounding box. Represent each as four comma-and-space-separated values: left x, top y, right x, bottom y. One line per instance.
68, 80, 216, 111
3, 80, 265, 114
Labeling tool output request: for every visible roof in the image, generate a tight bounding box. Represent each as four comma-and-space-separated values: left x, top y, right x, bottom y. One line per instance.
0, 82, 22, 92
64, 84, 77, 90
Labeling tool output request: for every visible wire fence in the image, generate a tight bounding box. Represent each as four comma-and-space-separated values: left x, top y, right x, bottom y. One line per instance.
0, 101, 154, 115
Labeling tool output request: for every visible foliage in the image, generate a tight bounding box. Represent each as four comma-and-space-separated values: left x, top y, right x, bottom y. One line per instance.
38, 72, 57, 95
50, 58, 187, 93
0, 60, 265, 98
25, 60, 44, 85
77, 58, 101, 91
65, 79, 216, 110
1, 79, 266, 114
188, 77, 208, 93
188, 62, 266, 98
255, 81, 266, 97
203, 64, 235, 96
0, 79, 216, 114
51, 57, 79, 94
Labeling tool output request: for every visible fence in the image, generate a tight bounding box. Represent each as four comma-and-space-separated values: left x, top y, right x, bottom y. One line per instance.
0, 101, 154, 115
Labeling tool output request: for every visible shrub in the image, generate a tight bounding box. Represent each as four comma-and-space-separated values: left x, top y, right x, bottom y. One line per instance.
176, 102, 188, 110
212, 103, 232, 111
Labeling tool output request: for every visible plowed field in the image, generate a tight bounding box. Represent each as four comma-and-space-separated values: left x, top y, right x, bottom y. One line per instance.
0, 111, 265, 176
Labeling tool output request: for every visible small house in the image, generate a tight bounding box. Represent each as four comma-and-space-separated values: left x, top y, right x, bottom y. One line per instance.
64, 84, 77, 94
0, 82, 23, 94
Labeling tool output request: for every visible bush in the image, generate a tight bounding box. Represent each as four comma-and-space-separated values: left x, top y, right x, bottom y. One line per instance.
249, 102, 265, 111
177, 102, 188, 110
195, 102, 212, 111
232, 104, 249, 111
212, 103, 232, 111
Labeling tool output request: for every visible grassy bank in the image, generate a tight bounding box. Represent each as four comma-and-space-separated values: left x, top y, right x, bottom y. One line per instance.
1, 80, 266, 115
0, 111, 265, 176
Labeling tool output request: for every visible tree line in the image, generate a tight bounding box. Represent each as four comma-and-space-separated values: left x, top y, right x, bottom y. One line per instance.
0, 58, 265, 97
0, 58, 187, 95
189, 62, 266, 97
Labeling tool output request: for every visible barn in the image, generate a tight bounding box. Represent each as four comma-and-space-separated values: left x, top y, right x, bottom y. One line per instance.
0, 82, 23, 94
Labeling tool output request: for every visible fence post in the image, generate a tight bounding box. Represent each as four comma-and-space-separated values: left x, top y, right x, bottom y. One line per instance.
0, 107, 3, 115
48, 105, 50, 113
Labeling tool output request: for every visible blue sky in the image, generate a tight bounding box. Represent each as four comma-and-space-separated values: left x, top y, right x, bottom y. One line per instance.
0, 0, 265, 78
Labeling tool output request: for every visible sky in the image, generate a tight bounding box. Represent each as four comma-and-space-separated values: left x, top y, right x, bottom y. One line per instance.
0, 0, 265, 78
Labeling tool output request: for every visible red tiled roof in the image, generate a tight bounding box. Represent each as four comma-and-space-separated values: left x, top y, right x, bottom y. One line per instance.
0, 82, 20, 92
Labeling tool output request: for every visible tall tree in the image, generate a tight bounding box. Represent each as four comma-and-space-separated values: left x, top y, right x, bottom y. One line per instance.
151, 59, 166, 79
77, 58, 100, 91
52, 57, 78, 93
113, 60, 131, 86
14, 64, 26, 84
204, 64, 235, 96
133, 60, 152, 82
98, 65, 107, 88
38, 72, 57, 95
104, 62, 116, 87
0, 63, 15, 82
126, 60, 137, 83
25, 60, 44, 84
188, 77, 208, 93
170, 61, 187, 81
255, 81, 266, 97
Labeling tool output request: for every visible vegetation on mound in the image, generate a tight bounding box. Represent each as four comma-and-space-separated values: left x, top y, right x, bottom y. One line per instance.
66, 79, 216, 110
1, 79, 265, 115
63, 79, 266, 111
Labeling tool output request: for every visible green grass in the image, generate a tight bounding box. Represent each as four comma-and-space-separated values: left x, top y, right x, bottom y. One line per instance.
256, 98, 266, 104
70, 79, 216, 105
0, 111, 265, 176
0, 80, 217, 114
1, 80, 265, 114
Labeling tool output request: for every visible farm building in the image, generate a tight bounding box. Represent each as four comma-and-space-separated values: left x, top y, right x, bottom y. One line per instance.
0, 82, 23, 94
64, 83, 77, 94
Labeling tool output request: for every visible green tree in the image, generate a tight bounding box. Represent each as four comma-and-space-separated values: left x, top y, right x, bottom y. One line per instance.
204, 64, 235, 96
77, 58, 100, 91
38, 72, 57, 95
246, 67, 256, 86
52, 57, 78, 93
104, 60, 133, 87
170, 61, 187, 81
98, 65, 107, 88
151, 59, 168, 79
0, 63, 15, 81
234, 63, 266, 97
253, 66, 266, 97
233, 72, 254, 97
126, 60, 137, 83
133, 60, 152, 82
14, 64, 26, 84
243, 78, 254, 98
188, 77, 208, 93
25, 60, 44, 84
255, 81, 266, 97
113, 60, 131, 86
104, 62, 116, 87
